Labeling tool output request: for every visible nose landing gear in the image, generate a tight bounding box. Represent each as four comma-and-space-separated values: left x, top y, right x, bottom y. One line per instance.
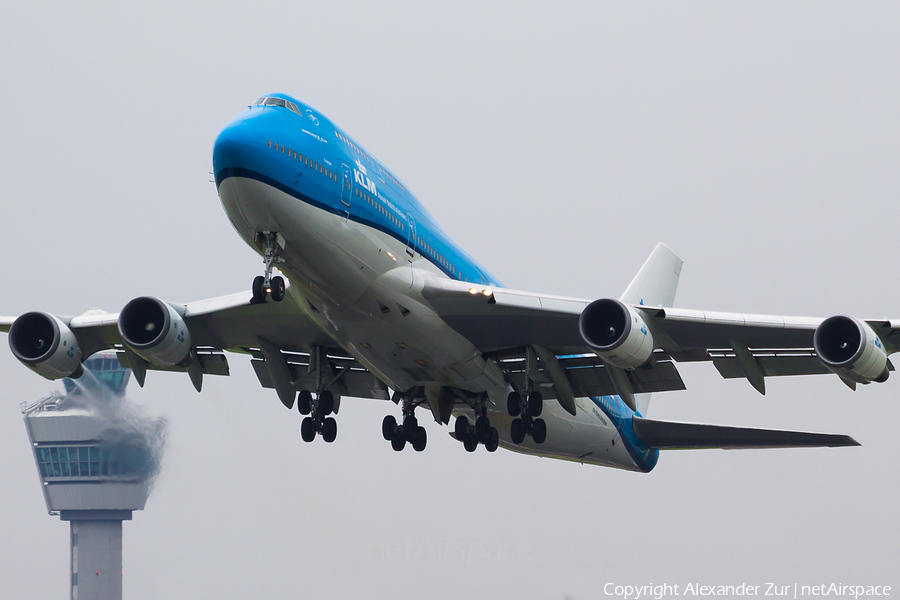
251, 232, 286, 304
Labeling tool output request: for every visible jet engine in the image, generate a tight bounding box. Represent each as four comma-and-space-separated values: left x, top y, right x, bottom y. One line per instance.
813, 315, 889, 384
118, 297, 192, 367
8, 312, 83, 379
579, 298, 654, 369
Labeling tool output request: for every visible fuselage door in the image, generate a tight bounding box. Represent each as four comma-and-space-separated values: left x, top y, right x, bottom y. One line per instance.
340, 164, 352, 207
406, 213, 416, 257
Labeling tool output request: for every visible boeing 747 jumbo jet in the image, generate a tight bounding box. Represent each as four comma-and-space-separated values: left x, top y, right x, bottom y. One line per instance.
2, 93, 897, 472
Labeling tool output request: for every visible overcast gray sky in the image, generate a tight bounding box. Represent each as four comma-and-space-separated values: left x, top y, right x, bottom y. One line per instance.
1, 2, 898, 598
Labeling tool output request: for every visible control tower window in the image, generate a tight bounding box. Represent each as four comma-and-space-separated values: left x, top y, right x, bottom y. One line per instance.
37, 445, 108, 479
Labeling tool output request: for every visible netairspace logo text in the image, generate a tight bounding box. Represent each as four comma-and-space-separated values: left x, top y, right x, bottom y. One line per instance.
603, 583, 892, 600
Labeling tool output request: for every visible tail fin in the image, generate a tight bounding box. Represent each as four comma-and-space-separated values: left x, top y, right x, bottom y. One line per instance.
620, 243, 683, 308
620, 243, 683, 416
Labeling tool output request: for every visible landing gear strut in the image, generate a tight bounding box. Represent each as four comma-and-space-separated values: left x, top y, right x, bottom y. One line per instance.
251, 232, 286, 304
454, 396, 500, 452
507, 391, 547, 445
298, 389, 338, 443
382, 392, 427, 452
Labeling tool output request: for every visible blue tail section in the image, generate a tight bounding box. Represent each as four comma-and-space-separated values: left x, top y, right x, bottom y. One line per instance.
590, 395, 660, 472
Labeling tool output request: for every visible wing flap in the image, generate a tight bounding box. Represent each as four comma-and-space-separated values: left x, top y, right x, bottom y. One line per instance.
632, 417, 860, 449
250, 356, 391, 400
117, 350, 230, 376
711, 352, 832, 378
495, 350, 687, 399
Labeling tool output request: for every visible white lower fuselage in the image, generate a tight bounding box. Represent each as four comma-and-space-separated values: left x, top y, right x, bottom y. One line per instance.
218, 175, 646, 471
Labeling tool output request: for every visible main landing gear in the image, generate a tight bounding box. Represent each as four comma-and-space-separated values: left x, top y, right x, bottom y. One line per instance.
454, 397, 500, 453
507, 391, 547, 445
297, 390, 338, 443
382, 395, 427, 452
251, 232, 286, 304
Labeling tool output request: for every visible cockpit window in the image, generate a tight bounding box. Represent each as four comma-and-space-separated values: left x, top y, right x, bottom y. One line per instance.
254, 97, 302, 116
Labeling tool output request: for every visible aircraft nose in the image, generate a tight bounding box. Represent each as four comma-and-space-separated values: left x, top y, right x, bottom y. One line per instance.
212, 113, 267, 184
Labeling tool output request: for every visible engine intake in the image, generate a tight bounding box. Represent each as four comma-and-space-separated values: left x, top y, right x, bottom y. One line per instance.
118, 297, 192, 367
8, 312, 83, 380
813, 315, 889, 384
579, 298, 654, 369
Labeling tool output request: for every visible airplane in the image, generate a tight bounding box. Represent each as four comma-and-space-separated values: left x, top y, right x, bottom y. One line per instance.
2, 92, 896, 473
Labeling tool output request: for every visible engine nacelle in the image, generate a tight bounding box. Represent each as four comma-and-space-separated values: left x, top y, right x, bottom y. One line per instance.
813, 315, 889, 384
579, 298, 654, 369
118, 297, 192, 367
8, 312, 83, 380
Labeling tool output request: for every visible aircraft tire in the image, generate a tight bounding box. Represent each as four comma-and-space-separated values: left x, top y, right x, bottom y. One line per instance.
403, 415, 419, 441
475, 415, 491, 442
297, 390, 312, 415
532, 418, 547, 444
391, 432, 406, 451
382, 415, 397, 441
463, 437, 478, 452
507, 392, 521, 417
528, 392, 543, 417
319, 390, 334, 415
413, 427, 427, 452
485, 427, 499, 452
270, 276, 286, 302
252, 276, 266, 302
300, 417, 316, 442
454, 416, 470, 440
510, 419, 526, 445
322, 417, 337, 443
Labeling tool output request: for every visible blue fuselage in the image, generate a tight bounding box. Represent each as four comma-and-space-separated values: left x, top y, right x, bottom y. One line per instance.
213, 94, 498, 288
212, 93, 657, 472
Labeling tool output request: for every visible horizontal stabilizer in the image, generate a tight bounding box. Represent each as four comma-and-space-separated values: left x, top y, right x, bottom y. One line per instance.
632, 417, 859, 449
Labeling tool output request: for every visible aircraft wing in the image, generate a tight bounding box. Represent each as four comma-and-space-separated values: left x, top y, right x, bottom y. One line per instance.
421, 275, 900, 395
0, 317, 13, 333
1, 288, 390, 402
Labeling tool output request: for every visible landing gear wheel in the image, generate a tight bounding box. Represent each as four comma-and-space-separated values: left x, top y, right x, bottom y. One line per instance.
382, 415, 398, 441
297, 391, 312, 415
391, 432, 406, 451
321, 417, 337, 443
300, 417, 316, 442
485, 427, 500, 452
463, 436, 478, 452
454, 416, 470, 440
270, 276, 285, 302
510, 418, 526, 445
252, 275, 266, 302
319, 391, 334, 416
402, 415, 419, 441
475, 415, 491, 443
412, 427, 427, 452
532, 418, 547, 444
528, 392, 543, 417
507, 392, 521, 417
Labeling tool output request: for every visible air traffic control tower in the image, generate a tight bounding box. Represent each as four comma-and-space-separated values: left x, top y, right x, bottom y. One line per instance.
21, 351, 155, 600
